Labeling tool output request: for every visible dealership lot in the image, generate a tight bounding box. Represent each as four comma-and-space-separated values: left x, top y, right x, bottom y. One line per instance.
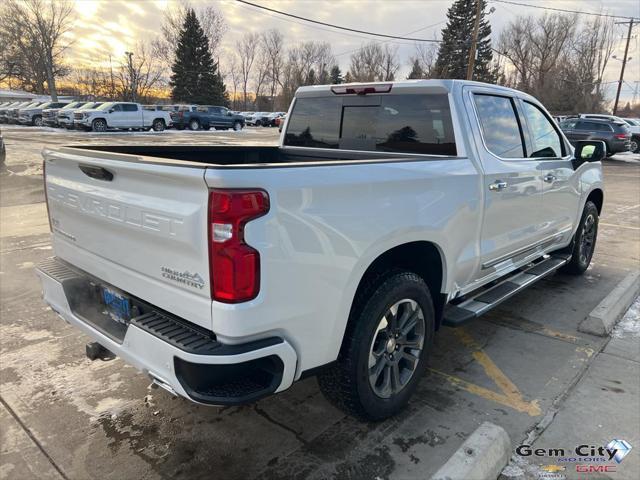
1, 126, 638, 479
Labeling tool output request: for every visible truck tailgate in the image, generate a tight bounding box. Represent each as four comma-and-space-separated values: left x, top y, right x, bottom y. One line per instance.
43, 148, 213, 330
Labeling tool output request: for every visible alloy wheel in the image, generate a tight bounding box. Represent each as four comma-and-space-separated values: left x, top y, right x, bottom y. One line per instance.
368, 298, 426, 399
579, 213, 596, 265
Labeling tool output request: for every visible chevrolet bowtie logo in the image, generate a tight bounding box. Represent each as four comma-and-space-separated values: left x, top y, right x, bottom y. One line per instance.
540, 465, 565, 473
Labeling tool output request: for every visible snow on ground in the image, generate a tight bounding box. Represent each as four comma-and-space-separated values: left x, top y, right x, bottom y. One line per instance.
612, 296, 640, 338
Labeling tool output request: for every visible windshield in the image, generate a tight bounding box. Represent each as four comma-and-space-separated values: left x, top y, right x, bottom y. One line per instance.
78, 102, 101, 110
36, 102, 52, 109
96, 102, 115, 111
61, 102, 84, 110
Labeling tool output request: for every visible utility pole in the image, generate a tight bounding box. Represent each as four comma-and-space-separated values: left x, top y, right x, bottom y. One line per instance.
466, 0, 483, 80
613, 18, 634, 115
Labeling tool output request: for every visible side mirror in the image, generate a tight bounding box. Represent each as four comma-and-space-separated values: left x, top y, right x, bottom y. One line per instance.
109, 109, 115, 113
572, 140, 605, 168
227, 111, 233, 116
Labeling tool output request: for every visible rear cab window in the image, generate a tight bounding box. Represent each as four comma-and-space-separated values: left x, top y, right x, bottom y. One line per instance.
284, 93, 457, 156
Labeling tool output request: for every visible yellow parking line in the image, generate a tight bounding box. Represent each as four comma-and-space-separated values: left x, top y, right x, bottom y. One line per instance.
430, 329, 542, 416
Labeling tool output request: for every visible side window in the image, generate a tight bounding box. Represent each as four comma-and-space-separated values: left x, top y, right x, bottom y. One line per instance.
560, 119, 578, 129
473, 94, 525, 158
122, 104, 138, 112
522, 101, 563, 158
111, 104, 123, 112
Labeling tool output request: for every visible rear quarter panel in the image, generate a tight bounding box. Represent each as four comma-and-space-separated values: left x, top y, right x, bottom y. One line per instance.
205, 159, 482, 373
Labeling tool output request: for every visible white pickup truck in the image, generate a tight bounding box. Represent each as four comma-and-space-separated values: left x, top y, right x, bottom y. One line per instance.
37, 80, 604, 420
73, 102, 172, 132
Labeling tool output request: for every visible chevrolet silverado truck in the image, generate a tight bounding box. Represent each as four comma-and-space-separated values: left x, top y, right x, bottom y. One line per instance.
36, 80, 604, 420
19, 101, 69, 126
74, 102, 172, 132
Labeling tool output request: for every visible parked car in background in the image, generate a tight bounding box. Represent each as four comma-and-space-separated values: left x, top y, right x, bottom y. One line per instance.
74, 102, 172, 132
8, 101, 42, 124
37, 79, 604, 420
560, 117, 631, 156
620, 118, 640, 153
44, 101, 83, 127
0, 102, 22, 123
58, 102, 101, 129
275, 113, 287, 131
170, 105, 244, 131
244, 112, 271, 126
19, 101, 70, 126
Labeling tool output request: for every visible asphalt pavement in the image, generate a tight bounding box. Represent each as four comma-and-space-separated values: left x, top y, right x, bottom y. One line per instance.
0, 125, 638, 480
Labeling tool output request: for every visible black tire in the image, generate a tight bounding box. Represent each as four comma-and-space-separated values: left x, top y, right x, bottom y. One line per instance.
255, 120, 262, 127
560, 201, 599, 275
233, 121, 243, 131
33, 115, 43, 127
152, 119, 165, 132
317, 271, 435, 421
92, 119, 107, 132
189, 119, 200, 131
630, 137, 639, 154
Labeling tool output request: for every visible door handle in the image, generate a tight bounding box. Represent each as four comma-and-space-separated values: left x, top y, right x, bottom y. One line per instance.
489, 180, 508, 192
543, 173, 557, 183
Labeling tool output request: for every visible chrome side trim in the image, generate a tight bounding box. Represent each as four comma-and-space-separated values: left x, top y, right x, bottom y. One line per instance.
481, 229, 571, 269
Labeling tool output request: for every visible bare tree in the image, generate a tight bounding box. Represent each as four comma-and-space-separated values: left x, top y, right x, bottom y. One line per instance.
224, 54, 241, 110
0, 0, 74, 100
499, 12, 616, 113
348, 42, 399, 82
262, 29, 284, 110
410, 42, 439, 78
238, 33, 259, 109
115, 43, 166, 103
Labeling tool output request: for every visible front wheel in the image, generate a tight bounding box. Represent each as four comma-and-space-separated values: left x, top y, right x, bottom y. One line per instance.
318, 271, 434, 420
233, 121, 243, 131
33, 115, 43, 127
189, 119, 200, 131
92, 119, 107, 132
560, 201, 599, 275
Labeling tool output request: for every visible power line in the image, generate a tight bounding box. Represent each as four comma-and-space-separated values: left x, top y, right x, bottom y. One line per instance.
235, 0, 441, 42
490, 0, 639, 21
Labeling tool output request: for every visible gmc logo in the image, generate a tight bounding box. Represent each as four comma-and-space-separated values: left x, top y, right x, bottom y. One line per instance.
576, 465, 616, 473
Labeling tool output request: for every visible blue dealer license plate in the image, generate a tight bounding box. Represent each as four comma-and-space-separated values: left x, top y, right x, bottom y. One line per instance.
102, 287, 131, 324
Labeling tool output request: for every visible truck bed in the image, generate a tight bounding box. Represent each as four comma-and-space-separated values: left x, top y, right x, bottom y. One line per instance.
57, 144, 437, 168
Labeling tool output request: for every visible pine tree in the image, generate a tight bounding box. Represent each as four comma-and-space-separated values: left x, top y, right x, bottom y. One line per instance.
330, 65, 343, 84
407, 59, 425, 79
344, 71, 354, 83
170, 9, 228, 105
434, 0, 495, 82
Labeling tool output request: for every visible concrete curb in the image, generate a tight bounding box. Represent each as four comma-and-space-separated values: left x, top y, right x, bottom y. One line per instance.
579, 270, 640, 336
431, 422, 511, 480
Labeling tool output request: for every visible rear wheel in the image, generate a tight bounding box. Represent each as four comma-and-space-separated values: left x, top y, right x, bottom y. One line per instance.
152, 119, 165, 132
189, 119, 200, 131
317, 271, 434, 420
630, 137, 639, 154
560, 201, 599, 275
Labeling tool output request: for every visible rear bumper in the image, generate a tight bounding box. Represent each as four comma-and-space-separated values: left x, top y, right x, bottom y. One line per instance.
35, 257, 298, 405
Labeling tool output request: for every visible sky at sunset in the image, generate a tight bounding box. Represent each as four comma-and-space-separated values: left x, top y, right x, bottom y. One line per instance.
66, 0, 640, 101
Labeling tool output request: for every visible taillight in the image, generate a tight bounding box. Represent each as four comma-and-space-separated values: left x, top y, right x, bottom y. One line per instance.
208, 189, 269, 303
614, 133, 629, 140
331, 83, 392, 95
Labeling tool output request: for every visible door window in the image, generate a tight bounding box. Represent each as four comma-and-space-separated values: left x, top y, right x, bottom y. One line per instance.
522, 101, 564, 158
122, 104, 138, 112
473, 94, 525, 158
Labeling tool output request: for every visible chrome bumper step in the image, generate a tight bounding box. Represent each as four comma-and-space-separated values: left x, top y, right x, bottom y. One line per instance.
442, 254, 571, 327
